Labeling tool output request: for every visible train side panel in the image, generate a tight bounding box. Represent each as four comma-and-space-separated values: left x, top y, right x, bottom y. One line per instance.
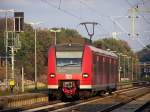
48, 46, 57, 88
91, 52, 118, 92
80, 45, 93, 89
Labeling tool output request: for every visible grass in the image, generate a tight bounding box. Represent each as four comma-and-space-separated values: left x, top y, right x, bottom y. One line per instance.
0, 82, 47, 97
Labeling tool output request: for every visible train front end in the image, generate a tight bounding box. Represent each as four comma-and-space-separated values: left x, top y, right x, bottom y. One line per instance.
48, 44, 92, 99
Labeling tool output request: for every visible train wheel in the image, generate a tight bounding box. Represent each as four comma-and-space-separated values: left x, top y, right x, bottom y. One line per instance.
56, 88, 63, 100
108, 89, 113, 95
73, 93, 80, 100
48, 89, 55, 101
56, 88, 67, 101
97, 91, 103, 96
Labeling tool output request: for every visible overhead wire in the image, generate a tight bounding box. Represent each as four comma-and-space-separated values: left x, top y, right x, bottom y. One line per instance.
40, 0, 83, 21
125, 0, 150, 25
40, 0, 149, 48
80, 0, 149, 51
125, 0, 150, 50
79, 0, 110, 35
79, 0, 129, 38
58, 0, 61, 9
136, 38, 150, 50
40, 0, 128, 39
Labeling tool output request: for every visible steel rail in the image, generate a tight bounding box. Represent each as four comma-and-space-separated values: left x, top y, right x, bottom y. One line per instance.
23, 86, 148, 112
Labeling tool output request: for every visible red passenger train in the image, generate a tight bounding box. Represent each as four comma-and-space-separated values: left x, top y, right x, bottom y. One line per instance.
48, 43, 118, 99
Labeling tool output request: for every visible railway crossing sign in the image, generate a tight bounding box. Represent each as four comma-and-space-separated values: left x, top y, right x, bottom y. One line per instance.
9, 79, 15, 94
9, 79, 15, 86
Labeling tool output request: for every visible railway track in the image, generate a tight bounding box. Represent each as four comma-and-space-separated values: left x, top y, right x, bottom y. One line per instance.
0, 85, 149, 112
0, 83, 134, 110
21, 86, 150, 112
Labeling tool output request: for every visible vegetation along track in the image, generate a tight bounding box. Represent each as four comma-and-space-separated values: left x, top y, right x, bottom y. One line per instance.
21, 86, 150, 112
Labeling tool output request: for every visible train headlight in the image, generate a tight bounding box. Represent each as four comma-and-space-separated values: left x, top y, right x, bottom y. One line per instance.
83, 73, 89, 78
50, 73, 55, 78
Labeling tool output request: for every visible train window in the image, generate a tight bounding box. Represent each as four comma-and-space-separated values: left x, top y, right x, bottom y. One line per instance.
56, 51, 82, 74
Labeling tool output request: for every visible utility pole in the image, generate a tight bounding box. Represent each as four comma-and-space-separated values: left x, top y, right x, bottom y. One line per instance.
122, 54, 127, 80
127, 56, 131, 80
11, 46, 15, 79
135, 58, 138, 81
118, 53, 121, 82
0, 9, 15, 89
117, 53, 122, 82
5, 11, 8, 88
131, 57, 134, 81
128, 7, 139, 38
128, 6, 150, 38
29, 22, 42, 90
80, 22, 98, 43
34, 26, 37, 90
21, 66, 24, 92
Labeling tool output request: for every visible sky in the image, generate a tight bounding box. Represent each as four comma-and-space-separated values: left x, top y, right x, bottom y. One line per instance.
0, 0, 150, 52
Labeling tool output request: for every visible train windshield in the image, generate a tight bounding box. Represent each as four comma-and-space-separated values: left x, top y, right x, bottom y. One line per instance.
56, 51, 82, 74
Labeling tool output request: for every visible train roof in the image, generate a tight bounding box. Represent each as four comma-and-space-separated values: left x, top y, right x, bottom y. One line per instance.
89, 45, 118, 58
55, 43, 83, 51
54, 43, 118, 58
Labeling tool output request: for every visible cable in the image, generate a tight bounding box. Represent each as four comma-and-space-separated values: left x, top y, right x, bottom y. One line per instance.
125, 0, 150, 50
79, 0, 105, 18
40, 0, 83, 21
125, 0, 150, 26
79, 0, 111, 34
136, 38, 150, 50
79, 0, 128, 36
58, 0, 61, 9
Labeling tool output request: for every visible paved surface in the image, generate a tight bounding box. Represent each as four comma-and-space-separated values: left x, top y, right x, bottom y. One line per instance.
111, 92, 150, 112
53, 87, 150, 112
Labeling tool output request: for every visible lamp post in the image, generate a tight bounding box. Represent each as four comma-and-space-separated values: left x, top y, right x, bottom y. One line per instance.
50, 29, 61, 45
29, 22, 42, 90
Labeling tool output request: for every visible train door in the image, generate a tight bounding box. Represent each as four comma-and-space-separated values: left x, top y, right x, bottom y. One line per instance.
92, 53, 97, 86
114, 59, 118, 84
96, 55, 99, 84
108, 57, 111, 85
99, 56, 103, 85
109, 58, 113, 85
105, 57, 110, 85
102, 56, 105, 85
111, 59, 114, 84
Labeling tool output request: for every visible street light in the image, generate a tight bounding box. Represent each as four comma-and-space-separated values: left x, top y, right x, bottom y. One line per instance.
50, 29, 61, 45
29, 22, 42, 90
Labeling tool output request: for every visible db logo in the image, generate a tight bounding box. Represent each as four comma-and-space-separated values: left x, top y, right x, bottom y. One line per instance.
65, 74, 72, 79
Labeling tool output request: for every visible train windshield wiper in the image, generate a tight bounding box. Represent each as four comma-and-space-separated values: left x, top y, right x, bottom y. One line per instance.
62, 63, 80, 67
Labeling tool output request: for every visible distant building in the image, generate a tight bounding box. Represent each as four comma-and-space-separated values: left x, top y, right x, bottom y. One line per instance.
140, 62, 150, 79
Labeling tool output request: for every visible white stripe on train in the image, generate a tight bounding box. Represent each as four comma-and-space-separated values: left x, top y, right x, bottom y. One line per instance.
48, 83, 116, 90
